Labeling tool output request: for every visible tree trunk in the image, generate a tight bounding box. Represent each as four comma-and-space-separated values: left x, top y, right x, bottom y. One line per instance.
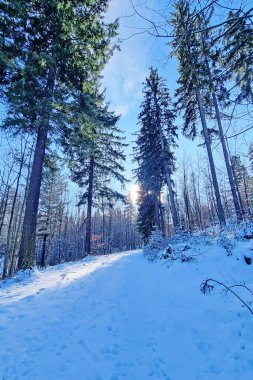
192, 172, 203, 229
101, 196, 106, 254
18, 67, 56, 269
2, 143, 27, 279
40, 234, 48, 267
0, 163, 14, 238
165, 168, 179, 230
84, 156, 94, 255
154, 193, 160, 230
229, 155, 245, 215
0, 185, 10, 238
212, 93, 242, 219
159, 199, 166, 235
195, 86, 226, 226
108, 204, 113, 254
58, 215, 63, 264
243, 173, 250, 214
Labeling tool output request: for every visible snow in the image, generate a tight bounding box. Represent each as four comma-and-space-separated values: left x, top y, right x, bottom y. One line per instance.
1, 242, 253, 380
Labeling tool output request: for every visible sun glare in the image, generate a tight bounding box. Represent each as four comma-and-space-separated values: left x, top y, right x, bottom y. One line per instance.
129, 184, 139, 204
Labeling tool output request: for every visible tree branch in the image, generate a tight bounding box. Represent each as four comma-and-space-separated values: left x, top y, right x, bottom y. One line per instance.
201, 278, 253, 317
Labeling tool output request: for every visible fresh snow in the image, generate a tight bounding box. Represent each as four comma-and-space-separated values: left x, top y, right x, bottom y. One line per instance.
1, 243, 253, 380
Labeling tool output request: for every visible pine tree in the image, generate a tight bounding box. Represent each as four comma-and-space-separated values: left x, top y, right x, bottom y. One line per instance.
1, 0, 118, 269
134, 67, 178, 241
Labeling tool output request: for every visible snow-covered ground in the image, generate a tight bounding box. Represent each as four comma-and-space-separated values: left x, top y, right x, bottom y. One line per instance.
1, 242, 253, 380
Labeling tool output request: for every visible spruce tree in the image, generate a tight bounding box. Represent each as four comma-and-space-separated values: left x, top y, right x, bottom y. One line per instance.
134, 67, 178, 241
65, 92, 127, 256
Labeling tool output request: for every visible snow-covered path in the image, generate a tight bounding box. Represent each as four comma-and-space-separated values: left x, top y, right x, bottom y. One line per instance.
1, 249, 253, 380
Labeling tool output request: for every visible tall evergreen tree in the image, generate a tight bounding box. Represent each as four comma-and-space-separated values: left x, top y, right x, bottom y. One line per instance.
65, 92, 127, 256
192, 5, 243, 219
1, 0, 118, 269
134, 67, 178, 241
171, 0, 226, 226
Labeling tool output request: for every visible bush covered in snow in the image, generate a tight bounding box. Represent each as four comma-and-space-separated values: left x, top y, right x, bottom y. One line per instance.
143, 230, 169, 262
143, 220, 253, 266
169, 228, 191, 245
217, 234, 236, 256
235, 220, 253, 240
143, 229, 203, 264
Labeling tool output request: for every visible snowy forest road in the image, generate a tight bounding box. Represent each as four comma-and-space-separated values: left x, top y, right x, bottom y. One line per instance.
0, 249, 253, 380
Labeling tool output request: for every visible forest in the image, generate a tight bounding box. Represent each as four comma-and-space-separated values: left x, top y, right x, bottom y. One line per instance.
0, 0, 252, 280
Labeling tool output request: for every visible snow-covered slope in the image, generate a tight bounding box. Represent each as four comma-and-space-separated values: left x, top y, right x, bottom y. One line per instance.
1, 244, 253, 380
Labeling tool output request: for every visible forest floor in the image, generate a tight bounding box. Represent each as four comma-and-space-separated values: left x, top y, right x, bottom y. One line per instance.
1, 240, 253, 380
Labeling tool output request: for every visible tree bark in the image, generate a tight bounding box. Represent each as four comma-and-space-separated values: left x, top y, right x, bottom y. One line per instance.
154, 193, 161, 230
165, 168, 179, 230
159, 198, 166, 235
40, 234, 48, 268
